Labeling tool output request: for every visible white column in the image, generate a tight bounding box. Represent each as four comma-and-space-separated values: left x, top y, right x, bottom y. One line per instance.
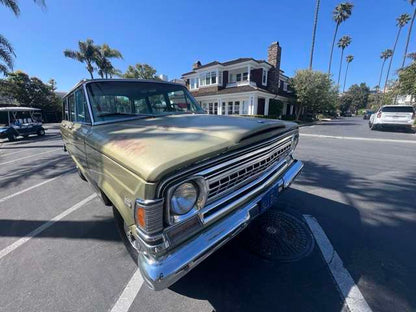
218, 98, 222, 115
253, 95, 258, 115
265, 98, 270, 116
247, 65, 251, 83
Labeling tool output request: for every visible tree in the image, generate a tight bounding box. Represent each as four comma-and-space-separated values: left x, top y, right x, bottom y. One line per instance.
336, 35, 352, 87
0, 0, 45, 75
290, 70, 337, 120
0, 71, 61, 119
309, 0, 321, 70
122, 63, 158, 79
64, 39, 99, 79
95, 44, 123, 79
328, 2, 353, 75
384, 13, 411, 92
343, 55, 354, 92
377, 49, 393, 91
401, 0, 416, 69
0, 0, 45, 16
0, 35, 14, 75
398, 53, 416, 100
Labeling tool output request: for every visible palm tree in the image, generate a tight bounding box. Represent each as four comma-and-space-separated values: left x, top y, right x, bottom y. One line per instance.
384, 13, 411, 92
309, 0, 321, 70
95, 44, 123, 79
0, 0, 45, 74
401, 0, 416, 68
64, 39, 99, 79
0, 35, 15, 75
328, 2, 353, 75
343, 55, 354, 92
336, 35, 352, 87
0, 0, 45, 16
378, 49, 393, 91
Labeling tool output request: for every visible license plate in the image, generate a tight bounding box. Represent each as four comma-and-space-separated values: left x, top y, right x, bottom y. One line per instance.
259, 185, 279, 212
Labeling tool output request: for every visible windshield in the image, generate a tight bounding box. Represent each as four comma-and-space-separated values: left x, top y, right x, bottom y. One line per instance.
86, 81, 205, 122
382, 106, 414, 113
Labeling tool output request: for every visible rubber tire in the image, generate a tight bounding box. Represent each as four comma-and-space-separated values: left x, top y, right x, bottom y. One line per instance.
7, 133, 16, 141
370, 123, 378, 131
113, 207, 139, 264
23, 135, 29, 138
37, 129, 45, 136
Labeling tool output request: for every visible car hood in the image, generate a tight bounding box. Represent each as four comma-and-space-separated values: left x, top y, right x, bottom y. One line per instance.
86, 114, 297, 181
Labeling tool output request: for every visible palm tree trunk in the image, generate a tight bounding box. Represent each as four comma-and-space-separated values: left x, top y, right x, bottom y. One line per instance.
378, 59, 386, 92
384, 27, 402, 92
401, 7, 416, 68
328, 23, 339, 75
337, 48, 345, 87
309, 0, 321, 70
343, 61, 350, 92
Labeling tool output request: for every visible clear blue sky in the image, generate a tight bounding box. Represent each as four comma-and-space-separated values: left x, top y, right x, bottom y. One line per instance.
1, 0, 414, 92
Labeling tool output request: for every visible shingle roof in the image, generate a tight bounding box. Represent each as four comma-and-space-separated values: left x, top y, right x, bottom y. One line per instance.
182, 58, 273, 77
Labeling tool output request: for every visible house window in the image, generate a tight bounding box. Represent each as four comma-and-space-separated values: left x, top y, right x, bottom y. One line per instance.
234, 101, 240, 114
228, 102, 233, 115
221, 102, 226, 115
190, 78, 199, 90
236, 73, 241, 82
283, 82, 288, 92
199, 71, 217, 87
262, 69, 267, 85
242, 72, 248, 81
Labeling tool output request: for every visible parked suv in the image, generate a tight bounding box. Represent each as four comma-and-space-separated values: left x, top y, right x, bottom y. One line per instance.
369, 105, 415, 130
60, 79, 303, 290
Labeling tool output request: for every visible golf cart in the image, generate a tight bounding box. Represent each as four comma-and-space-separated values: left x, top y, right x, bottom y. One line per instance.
0, 107, 46, 142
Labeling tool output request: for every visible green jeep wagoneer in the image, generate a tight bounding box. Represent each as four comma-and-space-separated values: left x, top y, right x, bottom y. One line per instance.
60, 79, 303, 290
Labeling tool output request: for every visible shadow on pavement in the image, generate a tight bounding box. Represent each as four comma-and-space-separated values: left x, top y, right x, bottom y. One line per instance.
279, 160, 416, 312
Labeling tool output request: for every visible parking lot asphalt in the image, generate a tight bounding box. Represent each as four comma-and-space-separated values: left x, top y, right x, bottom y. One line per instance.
0, 117, 415, 312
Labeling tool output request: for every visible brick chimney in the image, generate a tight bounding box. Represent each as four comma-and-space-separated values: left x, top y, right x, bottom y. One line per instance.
192, 61, 202, 70
267, 42, 281, 71
267, 42, 282, 94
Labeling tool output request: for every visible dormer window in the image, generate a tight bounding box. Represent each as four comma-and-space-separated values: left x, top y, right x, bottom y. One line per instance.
262, 69, 268, 86
190, 78, 199, 90
200, 71, 217, 87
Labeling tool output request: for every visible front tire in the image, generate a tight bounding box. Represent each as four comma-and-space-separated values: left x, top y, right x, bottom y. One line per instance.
37, 128, 45, 136
113, 207, 139, 264
7, 133, 17, 141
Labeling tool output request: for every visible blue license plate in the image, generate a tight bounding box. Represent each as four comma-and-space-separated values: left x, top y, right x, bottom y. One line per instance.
259, 184, 279, 212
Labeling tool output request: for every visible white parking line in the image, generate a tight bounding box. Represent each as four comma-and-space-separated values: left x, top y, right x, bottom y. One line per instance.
0, 194, 96, 260
300, 133, 416, 144
110, 269, 144, 312
0, 148, 61, 165
304, 215, 372, 312
0, 177, 60, 204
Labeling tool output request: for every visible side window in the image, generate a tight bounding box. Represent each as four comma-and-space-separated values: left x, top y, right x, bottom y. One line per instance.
68, 94, 75, 122
63, 98, 69, 120
134, 98, 149, 114
74, 88, 91, 123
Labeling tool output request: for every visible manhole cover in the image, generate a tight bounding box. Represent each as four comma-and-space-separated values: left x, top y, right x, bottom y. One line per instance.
244, 210, 315, 262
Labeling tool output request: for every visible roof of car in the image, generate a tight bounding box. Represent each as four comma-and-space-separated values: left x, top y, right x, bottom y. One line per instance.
0, 107, 41, 112
66, 78, 184, 97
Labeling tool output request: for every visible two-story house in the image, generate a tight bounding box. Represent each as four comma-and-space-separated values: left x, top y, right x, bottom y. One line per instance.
182, 42, 295, 117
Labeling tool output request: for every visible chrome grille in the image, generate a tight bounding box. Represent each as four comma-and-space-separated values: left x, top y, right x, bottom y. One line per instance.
205, 136, 293, 202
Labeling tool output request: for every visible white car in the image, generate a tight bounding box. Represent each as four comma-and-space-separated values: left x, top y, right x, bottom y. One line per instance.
369, 105, 415, 131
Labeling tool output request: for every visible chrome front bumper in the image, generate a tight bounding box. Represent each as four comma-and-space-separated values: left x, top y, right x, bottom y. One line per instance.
138, 160, 304, 290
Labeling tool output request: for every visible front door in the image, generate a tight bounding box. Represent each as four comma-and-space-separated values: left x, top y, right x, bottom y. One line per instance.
257, 98, 265, 115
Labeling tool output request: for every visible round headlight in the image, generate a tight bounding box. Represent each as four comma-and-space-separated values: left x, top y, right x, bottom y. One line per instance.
171, 182, 198, 215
